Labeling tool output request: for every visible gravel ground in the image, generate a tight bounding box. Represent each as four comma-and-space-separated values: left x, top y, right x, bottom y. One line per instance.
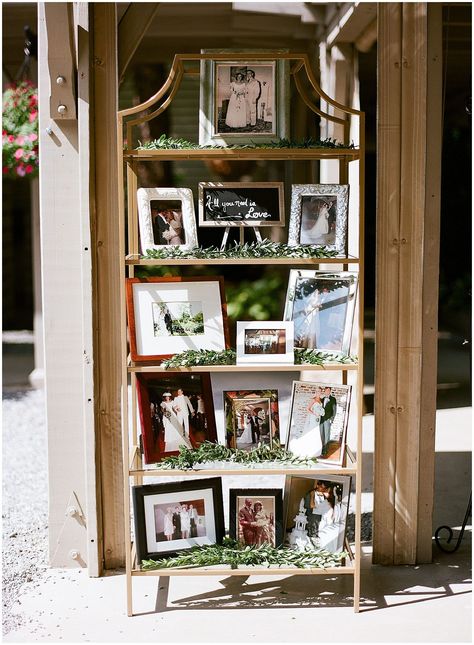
2, 388, 48, 636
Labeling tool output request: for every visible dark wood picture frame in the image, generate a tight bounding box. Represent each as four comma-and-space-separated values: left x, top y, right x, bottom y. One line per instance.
136, 371, 218, 464
229, 488, 283, 547
126, 276, 230, 362
132, 477, 225, 563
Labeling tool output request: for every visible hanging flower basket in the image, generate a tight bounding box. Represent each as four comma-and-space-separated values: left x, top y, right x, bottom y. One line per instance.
2, 81, 39, 178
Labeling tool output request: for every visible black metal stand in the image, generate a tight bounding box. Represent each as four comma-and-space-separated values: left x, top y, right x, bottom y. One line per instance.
434, 492, 472, 553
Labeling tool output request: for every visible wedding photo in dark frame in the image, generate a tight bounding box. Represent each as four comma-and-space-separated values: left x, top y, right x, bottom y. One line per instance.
229, 488, 283, 548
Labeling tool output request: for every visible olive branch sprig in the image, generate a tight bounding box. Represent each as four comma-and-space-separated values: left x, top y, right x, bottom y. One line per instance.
136, 134, 355, 151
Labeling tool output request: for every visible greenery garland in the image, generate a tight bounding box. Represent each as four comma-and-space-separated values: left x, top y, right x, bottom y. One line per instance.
142, 539, 347, 570
142, 240, 340, 260
137, 134, 355, 151
155, 440, 316, 469
2, 81, 39, 178
160, 348, 357, 369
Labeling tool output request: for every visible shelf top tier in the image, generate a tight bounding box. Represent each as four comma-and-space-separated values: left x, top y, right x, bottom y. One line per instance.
125, 254, 360, 266
128, 363, 358, 373
123, 147, 360, 162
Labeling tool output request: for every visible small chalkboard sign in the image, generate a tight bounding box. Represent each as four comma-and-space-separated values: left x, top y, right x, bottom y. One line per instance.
198, 182, 285, 227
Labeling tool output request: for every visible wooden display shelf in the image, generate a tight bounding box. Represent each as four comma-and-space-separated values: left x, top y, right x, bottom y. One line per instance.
130, 564, 356, 577
123, 148, 360, 162
127, 363, 358, 373
125, 254, 360, 266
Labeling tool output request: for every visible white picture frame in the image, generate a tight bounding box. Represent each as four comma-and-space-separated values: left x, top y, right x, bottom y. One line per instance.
137, 187, 198, 254
236, 321, 294, 364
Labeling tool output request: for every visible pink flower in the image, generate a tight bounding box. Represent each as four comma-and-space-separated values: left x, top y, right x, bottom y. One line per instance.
16, 165, 26, 177
29, 111, 38, 123
25, 164, 34, 174
29, 133, 38, 142
8, 135, 15, 143
14, 148, 24, 159
16, 135, 24, 145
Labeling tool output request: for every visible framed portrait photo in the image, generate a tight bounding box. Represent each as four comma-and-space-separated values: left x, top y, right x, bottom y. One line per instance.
223, 389, 280, 451
199, 50, 289, 146
288, 184, 349, 254
284, 475, 351, 554
126, 276, 229, 362
236, 321, 294, 364
136, 372, 217, 464
132, 478, 225, 563
229, 488, 283, 548
286, 381, 352, 465
198, 182, 284, 227
137, 187, 198, 254
284, 270, 358, 357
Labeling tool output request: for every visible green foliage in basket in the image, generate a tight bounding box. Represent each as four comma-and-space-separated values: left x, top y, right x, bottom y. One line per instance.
155, 440, 315, 469
141, 538, 347, 570
137, 134, 355, 151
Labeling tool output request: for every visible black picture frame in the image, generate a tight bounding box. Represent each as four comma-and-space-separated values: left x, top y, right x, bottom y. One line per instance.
132, 477, 225, 564
229, 488, 283, 548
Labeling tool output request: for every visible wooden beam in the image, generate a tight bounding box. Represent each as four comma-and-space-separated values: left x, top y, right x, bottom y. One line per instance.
44, 2, 77, 120
118, 3, 159, 83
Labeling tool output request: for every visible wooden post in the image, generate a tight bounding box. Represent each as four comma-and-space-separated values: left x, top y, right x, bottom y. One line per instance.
373, 3, 442, 564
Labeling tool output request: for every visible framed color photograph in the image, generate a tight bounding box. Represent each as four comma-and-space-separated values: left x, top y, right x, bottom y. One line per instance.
132, 478, 224, 563
288, 184, 349, 254
236, 321, 294, 364
136, 372, 218, 464
223, 389, 280, 451
199, 50, 289, 146
229, 488, 283, 547
286, 381, 351, 465
198, 182, 284, 227
284, 475, 351, 554
137, 187, 198, 254
126, 277, 229, 362
284, 270, 358, 357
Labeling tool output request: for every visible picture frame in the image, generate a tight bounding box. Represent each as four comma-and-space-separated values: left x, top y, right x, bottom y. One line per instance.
229, 488, 283, 547
137, 187, 198, 254
284, 475, 351, 554
236, 321, 294, 364
199, 50, 290, 146
286, 380, 352, 465
287, 184, 349, 255
283, 270, 358, 357
132, 478, 225, 563
136, 372, 218, 464
198, 182, 285, 228
223, 389, 280, 451
126, 277, 229, 362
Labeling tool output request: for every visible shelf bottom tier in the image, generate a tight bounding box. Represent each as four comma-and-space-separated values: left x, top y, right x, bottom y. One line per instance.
131, 564, 355, 577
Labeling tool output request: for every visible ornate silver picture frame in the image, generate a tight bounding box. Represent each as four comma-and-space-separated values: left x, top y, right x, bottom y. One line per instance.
287, 184, 349, 255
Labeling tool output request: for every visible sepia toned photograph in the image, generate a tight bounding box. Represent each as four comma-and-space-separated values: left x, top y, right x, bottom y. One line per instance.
284, 270, 358, 357
229, 488, 283, 547
244, 328, 286, 355
286, 381, 351, 465
236, 321, 294, 364
284, 475, 351, 554
136, 372, 217, 463
152, 301, 204, 337
224, 389, 280, 451
132, 478, 224, 561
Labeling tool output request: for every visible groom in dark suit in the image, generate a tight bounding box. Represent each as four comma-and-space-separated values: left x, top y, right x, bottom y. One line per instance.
152, 205, 170, 245
249, 412, 261, 444
320, 387, 337, 456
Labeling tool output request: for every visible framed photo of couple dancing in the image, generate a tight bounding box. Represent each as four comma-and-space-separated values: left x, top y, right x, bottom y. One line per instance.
199, 50, 290, 146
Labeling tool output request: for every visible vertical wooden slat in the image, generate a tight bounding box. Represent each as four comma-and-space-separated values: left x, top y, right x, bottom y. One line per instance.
373, 2, 402, 565
92, 3, 124, 569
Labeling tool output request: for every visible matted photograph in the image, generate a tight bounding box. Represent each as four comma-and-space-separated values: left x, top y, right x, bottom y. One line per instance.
236, 321, 294, 364
229, 488, 283, 547
223, 389, 280, 451
284, 475, 351, 554
136, 372, 218, 464
198, 182, 284, 227
132, 478, 224, 562
286, 381, 351, 464
288, 184, 349, 254
126, 277, 229, 362
137, 187, 198, 253
284, 270, 358, 357
199, 51, 289, 146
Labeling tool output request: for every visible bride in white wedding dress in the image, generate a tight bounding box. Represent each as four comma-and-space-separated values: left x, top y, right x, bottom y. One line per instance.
288, 392, 324, 458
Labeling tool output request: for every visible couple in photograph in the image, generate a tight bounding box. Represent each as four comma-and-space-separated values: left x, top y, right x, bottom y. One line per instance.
225, 69, 264, 129
293, 284, 343, 351
151, 204, 184, 246
289, 386, 337, 458
302, 481, 343, 550
237, 409, 267, 446
300, 197, 336, 245
152, 389, 195, 452
162, 504, 199, 541
238, 498, 274, 546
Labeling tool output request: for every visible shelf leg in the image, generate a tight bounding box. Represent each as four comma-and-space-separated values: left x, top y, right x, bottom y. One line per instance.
127, 571, 133, 617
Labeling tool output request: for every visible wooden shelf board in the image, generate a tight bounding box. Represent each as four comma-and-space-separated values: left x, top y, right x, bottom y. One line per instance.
123, 148, 360, 162
125, 255, 360, 266
129, 465, 357, 477
128, 363, 358, 373
131, 564, 355, 577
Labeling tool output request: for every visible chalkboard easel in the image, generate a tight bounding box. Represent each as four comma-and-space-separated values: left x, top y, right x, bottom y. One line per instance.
220, 225, 264, 250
